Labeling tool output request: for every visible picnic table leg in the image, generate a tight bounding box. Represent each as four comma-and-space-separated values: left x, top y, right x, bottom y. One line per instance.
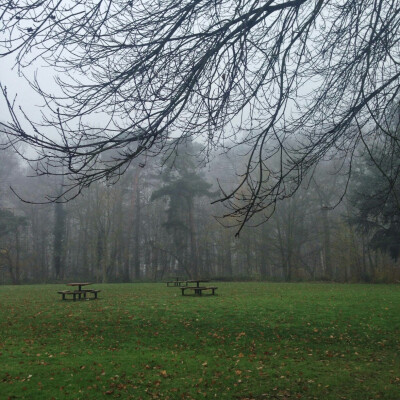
73, 293, 77, 301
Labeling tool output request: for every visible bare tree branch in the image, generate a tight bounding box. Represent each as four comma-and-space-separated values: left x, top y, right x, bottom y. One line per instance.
0, 0, 399, 232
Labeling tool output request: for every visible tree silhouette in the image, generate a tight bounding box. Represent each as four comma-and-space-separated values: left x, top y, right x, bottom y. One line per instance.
151, 142, 214, 277
350, 153, 400, 261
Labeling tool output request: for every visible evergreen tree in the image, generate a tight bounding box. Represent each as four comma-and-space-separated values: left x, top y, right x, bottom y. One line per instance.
349, 151, 400, 261
151, 141, 215, 278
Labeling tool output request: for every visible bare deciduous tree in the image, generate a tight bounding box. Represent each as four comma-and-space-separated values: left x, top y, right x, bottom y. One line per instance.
0, 0, 399, 232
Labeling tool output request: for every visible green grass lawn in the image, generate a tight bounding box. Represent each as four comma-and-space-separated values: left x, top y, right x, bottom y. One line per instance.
0, 282, 399, 399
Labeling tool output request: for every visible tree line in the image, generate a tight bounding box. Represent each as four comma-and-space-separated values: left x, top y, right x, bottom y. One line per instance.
0, 136, 399, 285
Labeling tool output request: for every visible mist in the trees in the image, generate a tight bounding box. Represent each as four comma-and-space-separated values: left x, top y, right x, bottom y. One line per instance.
0, 134, 399, 284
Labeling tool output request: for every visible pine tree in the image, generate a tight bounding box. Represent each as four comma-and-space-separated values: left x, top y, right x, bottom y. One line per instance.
151, 141, 215, 278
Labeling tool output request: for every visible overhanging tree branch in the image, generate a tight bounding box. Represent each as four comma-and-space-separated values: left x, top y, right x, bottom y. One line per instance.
0, 0, 399, 233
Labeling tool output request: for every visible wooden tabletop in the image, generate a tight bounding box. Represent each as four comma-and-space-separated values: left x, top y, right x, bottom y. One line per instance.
66, 282, 92, 287
186, 279, 210, 287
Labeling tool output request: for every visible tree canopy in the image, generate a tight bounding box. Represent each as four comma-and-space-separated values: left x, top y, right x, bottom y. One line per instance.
0, 0, 399, 232
350, 142, 400, 261
151, 142, 215, 277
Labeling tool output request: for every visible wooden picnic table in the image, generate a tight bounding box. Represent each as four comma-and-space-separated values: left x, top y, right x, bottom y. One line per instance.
58, 282, 101, 301
181, 279, 217, 296
67, 282, 92, 291
186, 279, 210, 288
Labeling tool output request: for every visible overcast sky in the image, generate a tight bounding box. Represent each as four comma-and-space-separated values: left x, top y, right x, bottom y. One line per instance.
1, 56, 44, 121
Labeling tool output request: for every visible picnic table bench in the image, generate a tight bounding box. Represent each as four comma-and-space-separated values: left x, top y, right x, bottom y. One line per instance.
181, 286, 218, 296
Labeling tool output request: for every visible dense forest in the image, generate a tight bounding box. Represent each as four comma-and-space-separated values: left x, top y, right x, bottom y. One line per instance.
0, 133, 399, 285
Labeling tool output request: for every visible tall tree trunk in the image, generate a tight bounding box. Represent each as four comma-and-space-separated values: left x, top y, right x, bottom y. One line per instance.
96, 229, 104, 283
14, 228, 20, 284
259, 256, 267, 279
151, 244, 159, 281
245, 234, 252, 277
225, 239, 233, 277
276, 220, 286, 280
367, 245, 375, 280
132, 170, 141, 280
102, 235, 108, 283
188, 199, 198, 278
53, 200, 66, 280
321, 208, 332, 280
122, 238, 131, 282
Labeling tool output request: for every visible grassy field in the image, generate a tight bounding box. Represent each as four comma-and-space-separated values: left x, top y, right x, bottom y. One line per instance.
0, 282, 399, 399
